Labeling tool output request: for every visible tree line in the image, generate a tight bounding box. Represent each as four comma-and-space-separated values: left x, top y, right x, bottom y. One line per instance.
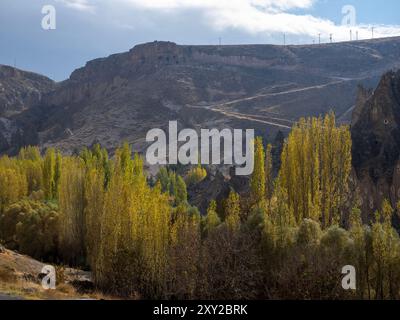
1, 113, 400, 299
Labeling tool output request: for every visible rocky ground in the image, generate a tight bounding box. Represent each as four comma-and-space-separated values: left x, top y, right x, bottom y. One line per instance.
0, 245, 107, 300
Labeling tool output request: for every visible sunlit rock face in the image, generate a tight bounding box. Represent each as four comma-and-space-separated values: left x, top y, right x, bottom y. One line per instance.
351, 70, 400, 223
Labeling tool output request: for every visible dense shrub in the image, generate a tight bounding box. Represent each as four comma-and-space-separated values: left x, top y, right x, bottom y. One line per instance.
0, 199, 59, 261
0, 115, 400, 300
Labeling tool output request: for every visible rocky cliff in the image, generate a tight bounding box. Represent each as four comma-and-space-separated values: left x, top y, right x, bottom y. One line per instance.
0, 37, 400, 156
0, 65, 55, 117
0, 65, 55, 153
351, 70, 400, 222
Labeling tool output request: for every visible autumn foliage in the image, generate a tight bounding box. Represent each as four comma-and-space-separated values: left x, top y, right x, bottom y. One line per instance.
0, 115, 400, 299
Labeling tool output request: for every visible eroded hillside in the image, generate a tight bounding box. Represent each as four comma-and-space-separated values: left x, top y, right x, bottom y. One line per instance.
0, 37, 399, 155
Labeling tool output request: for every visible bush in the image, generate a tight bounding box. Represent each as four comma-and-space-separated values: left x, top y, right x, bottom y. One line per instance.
185, 166, 207, 186
0, 199, 60, 261
320, 225, 352, 258
296, 219, 322, 247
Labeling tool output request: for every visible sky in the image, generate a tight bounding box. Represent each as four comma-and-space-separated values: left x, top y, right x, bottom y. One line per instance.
0, 0, 399, 81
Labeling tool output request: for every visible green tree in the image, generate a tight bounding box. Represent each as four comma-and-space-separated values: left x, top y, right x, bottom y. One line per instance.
58, 157, 86, 265
203, 200, 221, 237
250, 137, 265, 207
43, 148, 56, 199
279, 113, 351, 226
175, 175, 188, 205
225, 191, 241, 232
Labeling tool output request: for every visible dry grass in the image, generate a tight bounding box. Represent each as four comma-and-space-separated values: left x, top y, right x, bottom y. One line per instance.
0, 271, 112, 300
0, 249, 113, 300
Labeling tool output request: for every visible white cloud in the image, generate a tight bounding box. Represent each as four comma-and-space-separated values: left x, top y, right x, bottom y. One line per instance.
121, 0, 315, 11
58, 0, 400, 41
119, 0, 400, 41
56, 0, 95, 12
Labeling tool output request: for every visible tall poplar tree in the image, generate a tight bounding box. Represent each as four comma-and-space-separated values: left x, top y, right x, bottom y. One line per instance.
250, 137, 266, 207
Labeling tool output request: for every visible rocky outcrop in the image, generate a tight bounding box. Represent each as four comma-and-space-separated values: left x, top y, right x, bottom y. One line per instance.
188, 131, 283, 214
1, 37, 400, 156
351, 70, 400, 221
188, 167, 250, 215
0, 247, 95, 299
351, 85, 374, 125
0, 65, 55, 117
0, 65, 55, 154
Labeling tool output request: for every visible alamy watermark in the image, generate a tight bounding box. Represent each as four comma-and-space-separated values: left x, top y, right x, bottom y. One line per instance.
342, 5, 357, 27
146, 121, 255, 176
342, 265, 356, 290
41, 265, 56, 290
41, 5, 56, 30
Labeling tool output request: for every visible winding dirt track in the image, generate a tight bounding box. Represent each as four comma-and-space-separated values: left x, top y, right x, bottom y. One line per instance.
188, 80, 355, 130
190, 104, 293, 129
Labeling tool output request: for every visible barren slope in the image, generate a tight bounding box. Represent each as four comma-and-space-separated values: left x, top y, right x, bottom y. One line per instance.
1, 37, 399, 155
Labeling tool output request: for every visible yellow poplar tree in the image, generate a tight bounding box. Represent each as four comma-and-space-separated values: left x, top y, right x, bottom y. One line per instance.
250, 137, 266, 207
225, 191, 241, 232
58, 157, 86, 264
279, 113, 351, 227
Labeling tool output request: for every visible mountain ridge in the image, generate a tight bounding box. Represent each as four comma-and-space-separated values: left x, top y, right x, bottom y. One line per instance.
0, 36, 399, 155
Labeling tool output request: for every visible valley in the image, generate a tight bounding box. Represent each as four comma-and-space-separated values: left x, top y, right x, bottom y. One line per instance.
0, 37, 399, 156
